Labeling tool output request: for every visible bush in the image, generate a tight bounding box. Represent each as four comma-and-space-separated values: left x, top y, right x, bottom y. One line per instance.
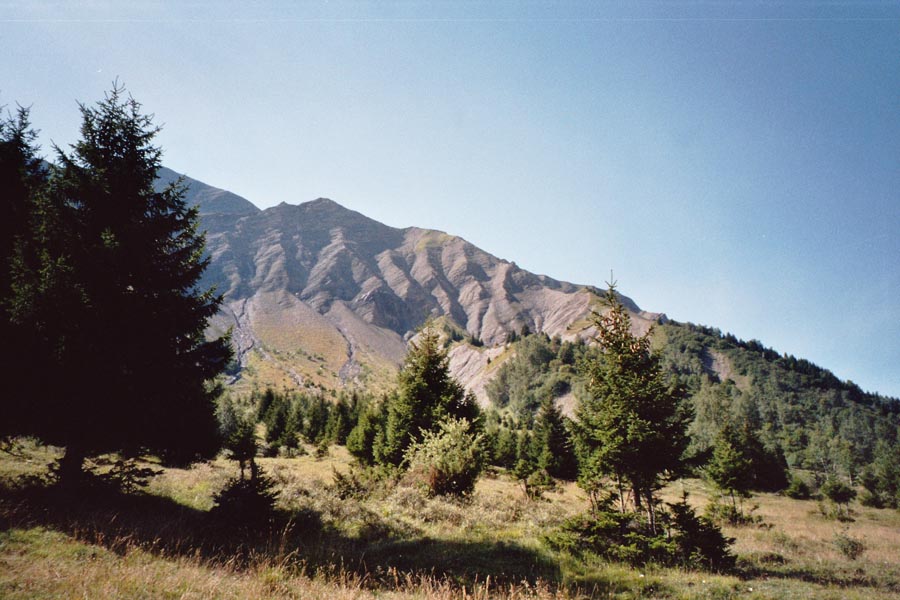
859, 489, 884, 508
704, 495, 762, 527
668, 496, 737, 571
210, 474, 279, 527
785, 474, 812, 499
548, 494, 734, 571
404, 417, 484, 497
79, 457, 163, 494
330, 466, 373, 500
821, 477, 856, 505
820, 477, 856, 520
833, 530, 866, 560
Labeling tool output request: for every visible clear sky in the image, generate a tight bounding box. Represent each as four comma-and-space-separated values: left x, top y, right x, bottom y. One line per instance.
3, 1, 899, 398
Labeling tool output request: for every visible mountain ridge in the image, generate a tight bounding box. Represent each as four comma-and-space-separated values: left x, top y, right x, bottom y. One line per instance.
157, 168, 660, 396
154, 167, 900, 412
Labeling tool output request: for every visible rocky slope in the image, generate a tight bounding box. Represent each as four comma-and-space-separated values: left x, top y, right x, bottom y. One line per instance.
164, 169, 662, 398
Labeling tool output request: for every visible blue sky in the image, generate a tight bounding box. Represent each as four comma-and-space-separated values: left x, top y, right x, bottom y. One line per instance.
3, 1, 899, 397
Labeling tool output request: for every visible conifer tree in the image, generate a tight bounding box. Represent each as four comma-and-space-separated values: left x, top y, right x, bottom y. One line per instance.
376, 324, 479, 467
263, 394, 291, 452
573, 282, 691, 530
493, 426, 518, 469
347, 403, 383, 465
7, 86, 231, 480
513, 429, 539, 496
326, 395, 353, 444
0, 106, 47, 439
706, 423, 754, 515
256, 387, 278, 422
303, 396, 331, 444
534, 396, 577, 480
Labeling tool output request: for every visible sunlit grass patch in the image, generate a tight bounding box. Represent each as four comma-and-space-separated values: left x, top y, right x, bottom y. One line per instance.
4, 440, 900, 599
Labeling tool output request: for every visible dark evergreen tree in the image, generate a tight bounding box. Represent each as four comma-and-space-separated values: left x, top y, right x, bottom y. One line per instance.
7, 86, 231, 480
346, 402, 383, 465
821, 476, 856, 517
706, 423, 754, 515
256, 387, 277, 422
573, 282, 692, 531
493, 426, 519, 469
513, 429, 540, 497
860, 440, 900, 508
263, 394, 291, 452
534, 396, 577, 480
0, 106, 46, 439
326, 394, 353, 444
375, 324, 480, 467
226, 415, 259, 481
303, 395, 331, 444
216, 396, 241, 447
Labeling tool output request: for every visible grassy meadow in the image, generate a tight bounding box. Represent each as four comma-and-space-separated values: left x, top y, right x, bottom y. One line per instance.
2, 440, 899, 599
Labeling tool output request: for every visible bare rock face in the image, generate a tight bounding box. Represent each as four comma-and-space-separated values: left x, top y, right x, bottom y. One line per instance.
177, 170, 662, 398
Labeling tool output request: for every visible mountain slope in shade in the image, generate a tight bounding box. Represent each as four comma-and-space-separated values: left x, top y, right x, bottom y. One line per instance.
170, 171, 662, 396
156, 167, 260, 217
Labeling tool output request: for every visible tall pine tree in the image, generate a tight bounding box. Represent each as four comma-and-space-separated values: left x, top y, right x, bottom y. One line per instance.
0, 106, 47, 439
375, 324, 479, 467
534, 396, 577, 481
574, 282, 691, 530
8, 85, 231, 479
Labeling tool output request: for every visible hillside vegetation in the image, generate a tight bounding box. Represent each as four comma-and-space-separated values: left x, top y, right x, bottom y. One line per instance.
655, 323, 900, 501
3, 442, 900, 599
478, 321, 900, 507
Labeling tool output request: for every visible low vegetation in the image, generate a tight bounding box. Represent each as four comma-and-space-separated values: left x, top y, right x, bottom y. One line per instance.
4, 443, 900, 599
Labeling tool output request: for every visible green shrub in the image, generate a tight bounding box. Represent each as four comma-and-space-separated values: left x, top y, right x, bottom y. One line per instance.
667, 496, 736, 571
210, 474, 279, 526
89, 457, 163, 494
404, 417, 484, 497
859, 489, 884, 508
785, 474, 812, 499
329, 466, 374, 500
548, 494, 734, 571
704, 495, 762, 527
820, 477, 856, 520
821, 477, 856, 505
833, 530, 866, 560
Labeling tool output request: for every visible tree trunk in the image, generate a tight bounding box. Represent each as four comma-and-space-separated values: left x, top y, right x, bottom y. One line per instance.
616, 475, 626, 513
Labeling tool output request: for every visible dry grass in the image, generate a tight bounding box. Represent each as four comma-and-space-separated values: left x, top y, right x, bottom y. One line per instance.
0, 527, 571, 600
3, 443, 900, 599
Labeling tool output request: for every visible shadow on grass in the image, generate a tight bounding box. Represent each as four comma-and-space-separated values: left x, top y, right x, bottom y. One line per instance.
0, 477, 559, 591
735, 557, 900, 594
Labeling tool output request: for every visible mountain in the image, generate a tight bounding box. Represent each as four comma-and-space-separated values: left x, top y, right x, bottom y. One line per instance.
163, 170, 660, 396
157, 167, 260, 217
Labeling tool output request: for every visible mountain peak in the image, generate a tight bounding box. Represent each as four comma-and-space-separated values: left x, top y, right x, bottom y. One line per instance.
306, 197, 340, 207
156, 167, 259, 216
298, 197, 361, 218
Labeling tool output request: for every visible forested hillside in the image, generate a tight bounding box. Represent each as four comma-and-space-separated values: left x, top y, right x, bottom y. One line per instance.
655, 323, 899, 481
479, 321, 900, 504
